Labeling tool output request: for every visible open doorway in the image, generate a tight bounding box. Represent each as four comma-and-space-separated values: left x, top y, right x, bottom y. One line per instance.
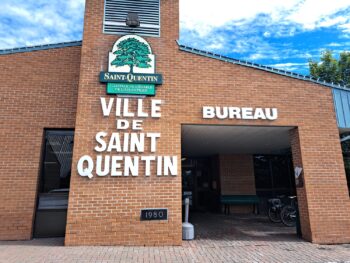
181, 125, 298, 241
33, 130, 74, 238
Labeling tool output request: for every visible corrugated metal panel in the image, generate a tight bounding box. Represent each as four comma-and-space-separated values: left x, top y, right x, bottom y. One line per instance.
333, 89, 350, 128
103, 0, 160, 37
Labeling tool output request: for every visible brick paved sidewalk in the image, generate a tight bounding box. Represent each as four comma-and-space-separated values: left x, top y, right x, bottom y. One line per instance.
0, 213, 349, 263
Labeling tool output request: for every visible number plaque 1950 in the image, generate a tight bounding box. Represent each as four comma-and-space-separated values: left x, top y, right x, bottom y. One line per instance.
141, 209, 168, 221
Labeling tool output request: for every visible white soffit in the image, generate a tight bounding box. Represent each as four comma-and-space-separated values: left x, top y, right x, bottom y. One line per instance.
182, 125, 294, 157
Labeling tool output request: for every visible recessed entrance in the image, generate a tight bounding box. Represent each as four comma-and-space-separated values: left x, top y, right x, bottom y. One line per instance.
181, 124, 299, 240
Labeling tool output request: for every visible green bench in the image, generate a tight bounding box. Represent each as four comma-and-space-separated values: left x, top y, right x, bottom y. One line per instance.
220, 195, 260, 215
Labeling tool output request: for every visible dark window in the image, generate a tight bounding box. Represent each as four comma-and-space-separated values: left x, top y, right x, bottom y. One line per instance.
40, 130, 74, 193
254, 155, 295, 198
271, 156, 292, 190
340, 137, 350, 195
254, 155, 272, 190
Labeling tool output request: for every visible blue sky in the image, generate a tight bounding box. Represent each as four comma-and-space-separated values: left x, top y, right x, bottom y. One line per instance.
0, 0, 350, 75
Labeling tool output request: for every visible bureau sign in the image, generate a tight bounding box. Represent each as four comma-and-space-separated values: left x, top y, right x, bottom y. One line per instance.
203, 106, 278, 120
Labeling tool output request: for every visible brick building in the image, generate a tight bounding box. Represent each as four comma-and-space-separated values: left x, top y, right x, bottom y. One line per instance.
0, 0, 349, 246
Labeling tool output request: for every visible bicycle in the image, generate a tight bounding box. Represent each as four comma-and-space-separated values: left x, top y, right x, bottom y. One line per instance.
280, 196, 298, 227
267, 195, 285, 223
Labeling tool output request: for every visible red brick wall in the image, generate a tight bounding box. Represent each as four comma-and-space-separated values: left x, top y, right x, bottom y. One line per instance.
176, 51, 350, 244
0, 0, 347, 245
219, 155, 256, 213
0, 46, 81, 240
175, 51, 350, 243
220, 155, 256, 195
64, 0, 350, 245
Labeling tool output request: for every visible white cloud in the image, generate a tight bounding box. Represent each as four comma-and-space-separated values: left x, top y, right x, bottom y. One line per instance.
249, 53, 268, 60
340, 23, 350, 32
180, 0, 350, 74
180, 0, 298, 36
206, 42, 224, 50
328, 42, 343, 47
286, 0, 350, 29
317, 16, 348, 28
180, 0, 350, 36
267, 62, 309, 72
263, 31, 271, 38
0, 0, 85, 49
269, 62, 309, 67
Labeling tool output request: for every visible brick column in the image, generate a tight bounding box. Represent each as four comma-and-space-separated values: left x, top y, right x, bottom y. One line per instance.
289, 128, 312, 241
290, 127, 350, 244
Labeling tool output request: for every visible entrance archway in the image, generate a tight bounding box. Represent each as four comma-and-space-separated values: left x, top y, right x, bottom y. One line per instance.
181, 125, 300, 241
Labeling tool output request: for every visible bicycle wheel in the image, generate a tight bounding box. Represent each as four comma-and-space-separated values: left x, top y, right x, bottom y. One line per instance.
281, 205, 296, 227
268, 207, 281, 223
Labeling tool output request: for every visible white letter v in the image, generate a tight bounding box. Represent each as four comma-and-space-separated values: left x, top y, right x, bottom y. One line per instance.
100, 98, 114, 117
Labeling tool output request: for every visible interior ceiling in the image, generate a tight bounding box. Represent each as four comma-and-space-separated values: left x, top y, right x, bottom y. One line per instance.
182, 125, 294, 157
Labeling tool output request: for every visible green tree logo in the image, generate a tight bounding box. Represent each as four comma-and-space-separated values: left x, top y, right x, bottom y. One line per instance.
111, 38, 152, 73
